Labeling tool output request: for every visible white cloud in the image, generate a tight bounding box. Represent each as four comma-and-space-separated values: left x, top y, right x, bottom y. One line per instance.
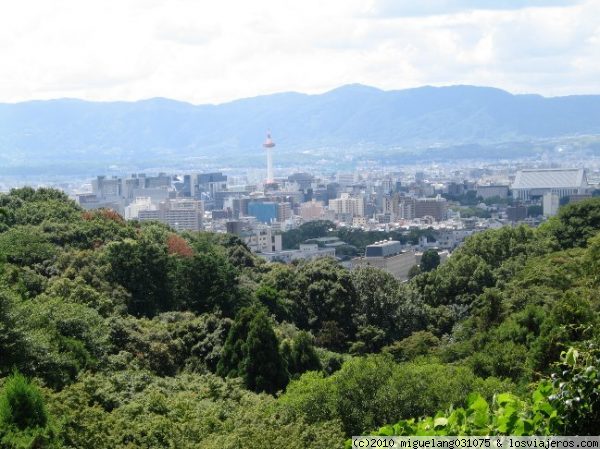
0, 0, 598, 103
364, 0, 582, 17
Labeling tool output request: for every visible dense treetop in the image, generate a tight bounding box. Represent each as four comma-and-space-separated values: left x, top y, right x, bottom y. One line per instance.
1, 189, 599, 448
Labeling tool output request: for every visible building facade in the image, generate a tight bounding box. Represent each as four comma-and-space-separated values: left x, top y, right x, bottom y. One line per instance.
351, 240, 417, 281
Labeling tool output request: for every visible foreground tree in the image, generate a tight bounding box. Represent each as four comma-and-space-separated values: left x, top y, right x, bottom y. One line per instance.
283, 331, 322, 377
0, 372, 47, 430
0, 371, 57, 448
243, 311, 289, 394
216, 306, 258, 378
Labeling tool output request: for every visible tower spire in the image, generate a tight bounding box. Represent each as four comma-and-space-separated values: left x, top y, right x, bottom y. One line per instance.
263, 131, 276, 183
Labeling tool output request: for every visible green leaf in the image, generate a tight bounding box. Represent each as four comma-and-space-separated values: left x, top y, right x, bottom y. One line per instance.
434, 417, 448, 428
378, 425, 394, 436
496, 393, 515, 407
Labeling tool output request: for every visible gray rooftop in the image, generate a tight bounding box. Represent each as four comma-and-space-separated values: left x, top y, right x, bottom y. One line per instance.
512, 168, 587, 190
365, 240, 402, 257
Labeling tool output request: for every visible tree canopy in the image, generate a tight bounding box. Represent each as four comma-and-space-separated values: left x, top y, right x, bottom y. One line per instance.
1, 189, 599, 446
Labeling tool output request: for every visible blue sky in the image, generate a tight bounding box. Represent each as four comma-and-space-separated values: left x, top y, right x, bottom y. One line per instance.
0, 0, 597, 103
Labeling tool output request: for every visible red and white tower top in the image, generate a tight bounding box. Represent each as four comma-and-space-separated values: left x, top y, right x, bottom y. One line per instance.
263, 132, 275, 148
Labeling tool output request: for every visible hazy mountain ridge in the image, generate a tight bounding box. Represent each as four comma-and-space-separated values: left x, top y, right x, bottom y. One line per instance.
1, 84, 600, 168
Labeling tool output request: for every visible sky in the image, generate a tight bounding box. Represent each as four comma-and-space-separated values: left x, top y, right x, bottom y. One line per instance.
0, 0, 598, 104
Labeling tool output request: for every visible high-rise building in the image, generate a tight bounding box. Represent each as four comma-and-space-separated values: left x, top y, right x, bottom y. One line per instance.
300, 200, 325, 221
248, 201, 278, 224
415, 196, 447, 221
92, 175, 122, 198
196, 172, 228, 197
382, 194, 416, 220
144, 173, 171, 189
138, 198, 204, 231
277, 202, 292, 222
124, 197, 156, 220
288, 173, 314, 191
328, 193, 365, 217
336, 172, 357, 186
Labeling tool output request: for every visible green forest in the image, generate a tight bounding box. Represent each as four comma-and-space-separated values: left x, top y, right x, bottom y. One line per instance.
1, 188, 599, 448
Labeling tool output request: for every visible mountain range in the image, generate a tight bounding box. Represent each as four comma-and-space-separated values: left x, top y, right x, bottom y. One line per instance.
1, 84, 600, 174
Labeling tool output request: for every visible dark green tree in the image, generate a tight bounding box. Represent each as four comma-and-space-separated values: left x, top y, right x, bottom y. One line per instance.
383, 331, 440, 362
543, 197, 600, 249
0, 293, 27, 375
420, 249, 440, 272
287, 332, 321, 376
103, 238, 172, 317
172, 251, 239, 316
216, 306, 260, 378
0, 371, 47, 430
281, 220, 334, 249
0, 226, 58, 266
294, 258, 358, 346
255, 284, 290, 321
242, 311, 289, 394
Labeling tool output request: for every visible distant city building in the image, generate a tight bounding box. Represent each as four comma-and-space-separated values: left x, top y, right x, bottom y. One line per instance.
476, 185, 509, 200
336, 172, 357, 186
226, 220, 245, 235
435, 229, 475, 250
196, 172, 227, 197
288, 173, 314, 191
211, 209, 231, 220
124, 197, 156, 220
512, 168, 588, 200
300, 200, 325, 221
380, 179, 394, 194
258, 243, 336, 263
447, 181, 467, 196
242, 227, 282, 253
351, 240, 416, 281
277, 202, 292, 222
506, 205, 528, 222
543, 192, 560, 217
352, 216, 368, 227
415, 196, 448, 221
144, 173, 171, 189
76, 193, 124, 214
329, 193, 365, 217
138, 198, 204, 231
92, 175, 122, 198
132, 187, 170, 204
383, 194, 416, 220
248, 201, 278, 224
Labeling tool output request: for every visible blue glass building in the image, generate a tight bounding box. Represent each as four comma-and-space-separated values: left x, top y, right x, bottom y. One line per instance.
248, 201, 278, 224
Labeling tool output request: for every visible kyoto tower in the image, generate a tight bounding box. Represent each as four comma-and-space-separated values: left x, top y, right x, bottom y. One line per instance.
263, 131, 276, 184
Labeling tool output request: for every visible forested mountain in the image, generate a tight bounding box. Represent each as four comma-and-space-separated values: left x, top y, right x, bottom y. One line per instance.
2, 85, 600, 173
1, 190, 600, 448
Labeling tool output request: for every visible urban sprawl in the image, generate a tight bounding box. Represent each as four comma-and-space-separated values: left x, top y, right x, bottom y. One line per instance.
41, 135, 598, 282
